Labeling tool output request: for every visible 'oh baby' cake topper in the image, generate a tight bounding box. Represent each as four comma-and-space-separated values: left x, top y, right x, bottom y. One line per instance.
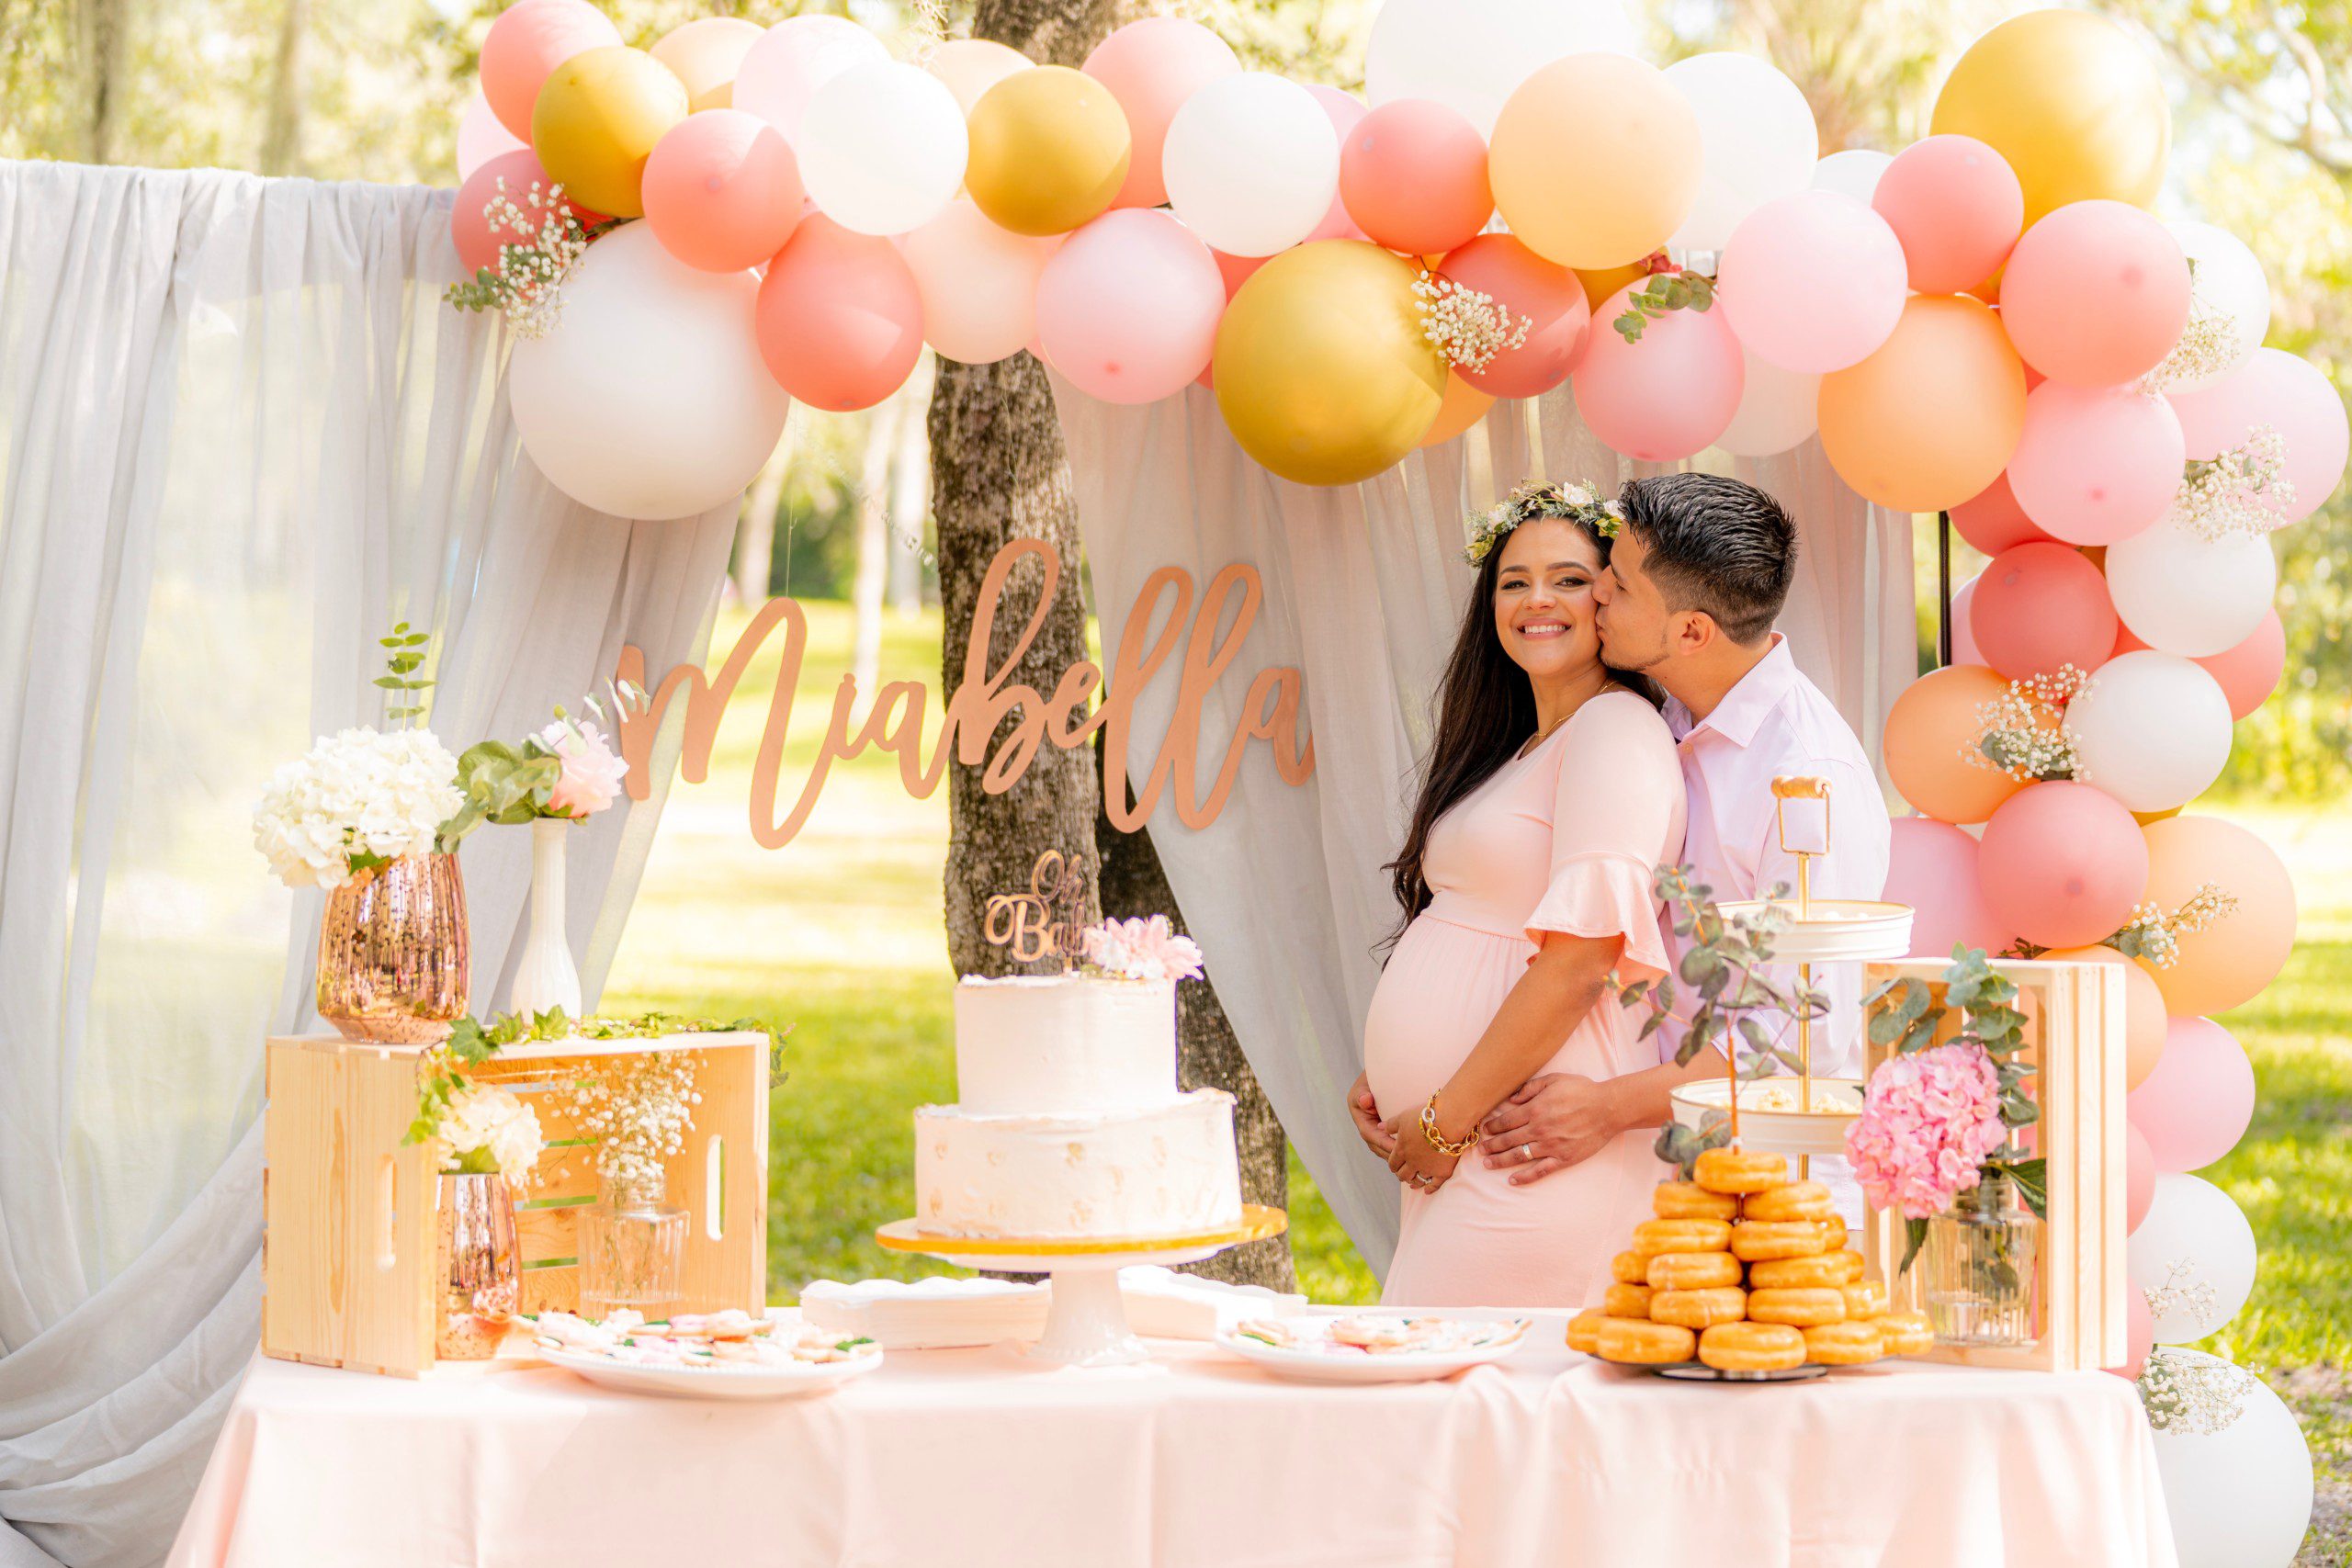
984, 851, 1083, 966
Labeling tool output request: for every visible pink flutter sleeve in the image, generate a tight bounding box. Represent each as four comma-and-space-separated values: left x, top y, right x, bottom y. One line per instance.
1522, 691, 1687, 983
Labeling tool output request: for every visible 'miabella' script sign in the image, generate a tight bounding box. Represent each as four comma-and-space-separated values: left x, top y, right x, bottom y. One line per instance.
613, 538, 1316, 851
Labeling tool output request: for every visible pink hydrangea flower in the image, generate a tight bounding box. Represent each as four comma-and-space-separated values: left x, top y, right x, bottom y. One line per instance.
1843, 1043, 2009, 1219
1080, 915, 1204, 982
537, 720, 629, 818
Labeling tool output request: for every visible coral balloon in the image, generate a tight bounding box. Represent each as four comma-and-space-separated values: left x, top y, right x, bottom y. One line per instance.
899, 198, 1059, 367
1717, 190, 1906, 373
1437, 235, 1589, 399
2066, 651, 2233, 813
1364, 0, 1639, 137
2124, 1122, 2155, 1232
2169, 347, 2350, 528
966, 65, 1131, 238
2006, 384, 2184, 545
2161, 221, 2271, 393
1082, 17, 1238, 210
1661, 52, 1819, 254
1818, 295, 2027, 513
2045, 944, 2167, 1090
1418, 372, 1495, 449
2131, 1016, 2256, 1174
2142, 816, 2298, 1016
640, 110, 802, 274
754, 215, 922, 412
2104, 517, 2277, 658
1340, 98, 1493, 256
451, 148, 600, 278
1574, 283, 1744, 462
1488, 53, 1702, 270
458, 92, 526, 181
1969, 541, 2118, 681
1978, 781, 2150, 950
1883, 665, 2024, 825
731, 16, 888, 145
1950, 471, 2050, 557
925, 39, 1031, 116
507, 224, 787, 520
1871, 135, 2023, 295
1214, 241, 1447, 487
2194, 609, 2286, 721
481, 0, 621, 141
1886, 816, 2009, 958
650, 17, 762, 113
1714, 347, 1821, 458
1037, 209, 1224, 405
2000, 202, 2190, 387
1164, 73, 1339, 258
797, 62, 968, 237
531, 46, 688, 219
1930, 9, 2170, 223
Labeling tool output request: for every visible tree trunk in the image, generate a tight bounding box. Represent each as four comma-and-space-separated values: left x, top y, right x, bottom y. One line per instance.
77, 0, 129, 164
259, 0, 305, 175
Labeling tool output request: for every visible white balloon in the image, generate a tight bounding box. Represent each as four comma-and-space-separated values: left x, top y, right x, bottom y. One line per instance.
2128, 1174, 2257, 1344
2150, 1351, 2314, 1568
798, 62, 968, 237
898, 197, 1060, 365
2105, 516, 2277, 658
2162, 221, 2271, 393
1162, 73, 1338, 258
2067, 651, 2233, 813
508, 225, 789, 521
1663, 52, 1819, 254
1810, 148, 1892, 203
457, 91, 526, 182
732, 15, 888, 145
1364, 0, 1638, 136
1714, 346, 1821, 457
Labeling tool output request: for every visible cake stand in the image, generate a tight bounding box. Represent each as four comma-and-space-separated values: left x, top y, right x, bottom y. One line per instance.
875, 1205, 1287, 1369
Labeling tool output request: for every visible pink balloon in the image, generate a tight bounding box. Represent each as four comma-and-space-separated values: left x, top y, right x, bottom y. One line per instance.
480, 0, 620, 141
1871, 135, 2023, 295
1037, 209, 1224, 404
1439, 235, 1589, 399
2006, 384, 2185, 545
2000, 201, 2191, 386
451, 149, 601, 277
1340, 99, 1493, 256
1978, 781, 2150, 950
457, 92, 526, 181
1970, 541, 2118, 681
2168, 346, 2350, 527
2105, 1288, 2153, 1381
1083, 17, 1239, 210
2130, 1017, 2256, 1174
755, 215, 922, 412
1300, 86, 1371, 243
2125, 1122, 2156, 1233
1576, 284, 1745, 460
641, 110, 803, 274
1951, 471, 2051, 557
1718, 191, 1908, 374
1886, 817, 2008, 958
1949, 576, 1985, 664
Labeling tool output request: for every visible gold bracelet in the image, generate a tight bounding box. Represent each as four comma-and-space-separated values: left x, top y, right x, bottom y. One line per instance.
1419, 1095, 1477, 1157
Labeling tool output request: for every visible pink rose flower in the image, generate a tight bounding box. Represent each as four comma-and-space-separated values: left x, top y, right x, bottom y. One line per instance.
538, 720, 629, 818
1843, 1043, 2008, 1219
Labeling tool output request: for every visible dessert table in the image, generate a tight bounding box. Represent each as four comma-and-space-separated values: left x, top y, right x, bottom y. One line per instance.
170, 1315, 2176, 1568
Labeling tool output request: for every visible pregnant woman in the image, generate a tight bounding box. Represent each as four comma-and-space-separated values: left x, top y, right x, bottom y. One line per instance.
1351, 482, 1696, 1308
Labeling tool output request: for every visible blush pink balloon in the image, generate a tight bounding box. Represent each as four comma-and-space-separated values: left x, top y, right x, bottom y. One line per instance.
2111, 612, 2283, 718
1300, 86, 1371, 243
641, 110, 804, 274
458, 92, 526, 181
452, 148, 602, 276
2125, 1122, 2156, 1233
1340, 98, 1492, 256
2105, 1289, 2153, 1381
899, 198, 1061, 367
1951, 471, 2052, 557
1439, 235, 1589, 399
2000, 201, 2191, 386
1886, 816, 2009, 958
2169, 347, 2351, 527
1576, 282, 1746, 461
1195, 249, 1269, 389
1037, 209, 1224, 404
1082, 16, 1239, 210
2130, 1017, 2256, 1175
1970, 541, 2118, 681
1871, 134, 2023, 295
2006, 383, 2185, 545
1950, 576, 1985, 664
1718, 190, 1908, 374
1978, 781, 2150, 950
480, 0, 620, 141
755, 215, 922, 412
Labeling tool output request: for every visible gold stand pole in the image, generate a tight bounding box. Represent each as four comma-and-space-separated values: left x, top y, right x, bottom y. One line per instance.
1796, 852, 1813, 1182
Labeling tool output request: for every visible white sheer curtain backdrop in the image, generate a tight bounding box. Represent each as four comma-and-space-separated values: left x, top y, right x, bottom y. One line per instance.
0, 161, 740, 1568
1052, 379, 1912, 1273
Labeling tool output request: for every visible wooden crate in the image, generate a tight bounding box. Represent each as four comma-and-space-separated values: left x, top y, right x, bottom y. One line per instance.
1859, 959, 2127, 1373
262, 1030, 768, 1377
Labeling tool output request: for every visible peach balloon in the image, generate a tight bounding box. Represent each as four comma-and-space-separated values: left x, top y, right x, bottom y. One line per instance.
1999, 201, 2190, 386
481, 0, 620, 141
2142, 816, 2299, 1016
2046, 945, 2166, 1089
1340, 98, 1493, 256
899, 198, 1059, 367
925, 39, 1032, 116
1818, 294, 2027, 513
1574, 282, 1745, 462
1717, 190, 1908, 373
755, 215, 922, 412
1438, 235, 1589, 399
2124, 1122, 2156, 1232
1886, 817, 2009, 958
451, 148, 600, 277
1969, 541, 2117, 682
2198, 608, 2287, 720
2005, 384, 2184, 546
1871, 134, 2023, 295
1979, 782, 2150, 950
650, 17, 762, 113
1950, 470, 2050, 557
1419, 371, 1496, 448
1082, 17, 1238, 210
1883, 665, 2024, 825
2130, 1015, 2256, 1174
1036, 209, 1224, 404
641, 110, 802, 274
1488, 54, 1702, 270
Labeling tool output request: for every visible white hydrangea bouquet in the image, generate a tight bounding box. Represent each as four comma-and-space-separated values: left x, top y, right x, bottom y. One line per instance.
425, 1081, 545, 1185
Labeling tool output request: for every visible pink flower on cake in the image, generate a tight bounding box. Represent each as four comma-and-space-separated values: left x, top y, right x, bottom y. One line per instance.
537, 719, 629, 818
1843, 1043, 2008, 1219
1080, 916, 1205, 982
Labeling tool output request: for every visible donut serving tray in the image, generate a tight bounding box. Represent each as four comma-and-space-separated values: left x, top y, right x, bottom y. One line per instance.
1649, 1361, 1830, 1383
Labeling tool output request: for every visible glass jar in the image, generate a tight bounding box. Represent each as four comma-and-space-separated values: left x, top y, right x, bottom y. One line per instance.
435, 1172, 520, 1360
317, 852, 469, 1043
579, 1175, 688, 1320
1923, 1169, 2039, 1346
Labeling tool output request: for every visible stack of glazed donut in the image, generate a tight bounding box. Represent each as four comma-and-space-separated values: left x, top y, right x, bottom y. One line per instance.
1567, 1147, 1935, 1373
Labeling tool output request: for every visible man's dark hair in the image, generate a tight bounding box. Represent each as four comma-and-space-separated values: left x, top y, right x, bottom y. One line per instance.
1615, 473, 1797, 645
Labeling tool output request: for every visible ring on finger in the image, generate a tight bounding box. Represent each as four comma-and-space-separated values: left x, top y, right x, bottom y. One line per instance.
1519, 1143, 1534, 1163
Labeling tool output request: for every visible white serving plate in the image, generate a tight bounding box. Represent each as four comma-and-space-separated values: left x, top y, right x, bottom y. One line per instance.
1669, 1076, 1865, 1157
1214, 1316, 1530, 1385
1710, 898, 1915, 964
535, 1338, 882, 1401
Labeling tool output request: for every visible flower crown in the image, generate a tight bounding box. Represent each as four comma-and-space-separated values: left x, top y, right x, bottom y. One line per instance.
1463, 479, 1624, 567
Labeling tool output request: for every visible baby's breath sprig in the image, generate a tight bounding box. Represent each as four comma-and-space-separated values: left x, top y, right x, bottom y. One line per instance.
2109, 883, 2239, 969
2136, 1345, 2253, 1436
444, 178, 605, 339
2172, 424, 2294, 543
1968, 665, 2090, 783
1462, 479, 1623, 567
2138, 258, 2241, 394
1414, 269, 1530, 373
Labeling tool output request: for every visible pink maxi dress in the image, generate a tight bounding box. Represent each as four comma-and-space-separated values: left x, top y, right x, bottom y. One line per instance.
1364, 689, 1688, 1309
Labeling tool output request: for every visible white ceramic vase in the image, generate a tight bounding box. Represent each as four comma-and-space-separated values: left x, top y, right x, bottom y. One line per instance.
508, 816, 582, 1020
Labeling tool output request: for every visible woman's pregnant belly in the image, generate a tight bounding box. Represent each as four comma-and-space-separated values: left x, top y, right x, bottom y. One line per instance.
1363, 912, 1539, 1122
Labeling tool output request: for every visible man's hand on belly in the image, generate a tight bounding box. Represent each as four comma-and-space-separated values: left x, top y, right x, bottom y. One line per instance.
1476, 1074, 1621, 1185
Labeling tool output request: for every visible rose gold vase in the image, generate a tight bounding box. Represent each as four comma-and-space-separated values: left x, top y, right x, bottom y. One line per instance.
316, 852, 469, 1043
434, 1172, 520, 1360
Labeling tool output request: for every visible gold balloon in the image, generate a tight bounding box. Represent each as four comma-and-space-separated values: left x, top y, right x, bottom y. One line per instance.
650, 17, 761, 114
532, 46, 688, 218
966, 65, 1130, 237
1216, 242, 1446, 487
1487, 54, 1701, 270
1418, 371, 1495, 449
1931, 9, 2170, 224
1818, 295, 2026, 513
1575, 261, 1652, 314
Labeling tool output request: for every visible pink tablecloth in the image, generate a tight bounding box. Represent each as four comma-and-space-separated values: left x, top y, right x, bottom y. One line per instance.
171, 1325, 2176, 1568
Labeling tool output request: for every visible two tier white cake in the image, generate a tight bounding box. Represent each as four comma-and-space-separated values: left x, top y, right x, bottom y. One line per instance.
913, 974, 1243, 1241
